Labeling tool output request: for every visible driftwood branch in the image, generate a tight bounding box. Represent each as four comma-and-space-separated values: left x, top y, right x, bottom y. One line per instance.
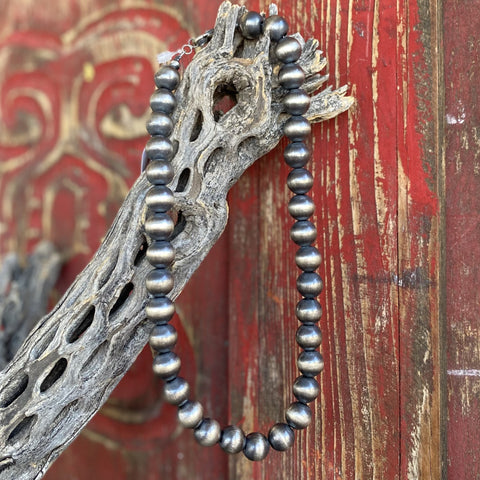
0, 2, 353, 479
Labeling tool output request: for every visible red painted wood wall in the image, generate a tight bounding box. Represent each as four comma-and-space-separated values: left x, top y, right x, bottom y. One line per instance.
0, 0, 477, 478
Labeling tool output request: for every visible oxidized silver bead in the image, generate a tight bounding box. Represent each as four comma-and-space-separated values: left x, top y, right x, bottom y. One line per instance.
288, 195, 314, 220
194, 418, 221, 447
275, 36, 302, 63
293, 375, 320, 403
279, 64, 305, 89
284, 142, 310, 168
144, 213, 174, 240
284, 115, 311, 141
285, 402, 312, 429
243, 432, 270, 461
145, 186, 174, 212
295, 246, 322, 272
296, 324, 322, 350
146, 296, 175, 322
178, 400, 203, 429
145, 136, 174, 160
149, 323, 177, 351
169, 59, 181, 70
284, 89, 311, 115
239, 11, 263, 39
268, 423, 294, 451
154, 66, 180, 90
146, 241, 175, 267
146, 268, 174, 295
297, 350, 324, 377
287, 168, 314, 194
263, 15, 288, 41
145, 160, 174, 185
220, 425, 246, 454
296, 298, 322, 323
146, 112, 174, 137
290, 220, 317, 245
297, 272, 323, 297
150, 88, 177, 114
164, 376, 189, 405
152, 351, 180, 379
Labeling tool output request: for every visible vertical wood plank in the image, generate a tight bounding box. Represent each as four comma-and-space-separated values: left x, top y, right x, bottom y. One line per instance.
444, 1, 480, 477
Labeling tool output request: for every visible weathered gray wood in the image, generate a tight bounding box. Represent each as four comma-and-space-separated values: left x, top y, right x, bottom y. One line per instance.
0, 2, 352, 479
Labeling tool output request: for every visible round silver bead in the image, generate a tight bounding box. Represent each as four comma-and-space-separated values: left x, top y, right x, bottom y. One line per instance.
284, 89, 311, 115
152, 351, 180, 379
150, 88, 177, 114
144, 213, 174, 240
288, 195, 314, 220
297, 272, 323, 297
296, 324, 322, 350
293, 375, 320, 403
145, 186, 174, 213
145, 136, 174, 160
263, 15, 288, 41
146, 112, 174, 137
149, 323, 177, 351
290, 220, 317, 245
145, 296, 175, 322
275, 36, 302, 63
243, 432, 270, 461
146, 268, 174, 295
145, 160, 174, 185
279, 64, 305, 89
284, 116, 311, 141
194, 418, 221, 447
220, 425, 246, 454
146, 241, 175, 267
169, 59, 181, 70
296, 298, 322, 323
239, 11, 263, 39
297, 350, 324, 377
295, 246, 322, 271
287, 168, 314, 194
164, 376, 189, 405
285, 402, 312, 429
284, 141, 310, 168
154, 66, 180, 90
268, 423, 294, 451
178, 400, 203, 429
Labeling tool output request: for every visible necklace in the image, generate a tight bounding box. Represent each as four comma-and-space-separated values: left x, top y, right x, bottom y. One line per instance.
143, 8, 323, 461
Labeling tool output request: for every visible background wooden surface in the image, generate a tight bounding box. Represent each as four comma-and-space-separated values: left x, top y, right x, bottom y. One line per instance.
0, 0, 477, 478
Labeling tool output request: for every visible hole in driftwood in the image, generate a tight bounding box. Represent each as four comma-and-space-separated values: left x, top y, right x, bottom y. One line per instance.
203, 148, 223, 176
6, 415, 36, 444
171, 211, 186, 240
31, 325, 59, 360
50, 400, 79, 433
134, 237, 148, 267
67, 306, 95, 343
0, 374, 28, 408
40, 358, 68, 392
110, 282, 134, 316
0, 458, 14, 474
190, 110, 203, 142
172, 139, 179, 157
175, 169, 191, 193
212, 83, 238, 121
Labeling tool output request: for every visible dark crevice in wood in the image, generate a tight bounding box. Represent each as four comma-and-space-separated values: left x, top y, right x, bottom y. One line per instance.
203, 148, 224, 176
6, 415, 36, 444
189, 110, 203, 142
134, 237, 148, 267
40, 358, 67, 393
109, 283, 134, 317
50, 400, 79, 433
66, 307, 95, 343
212, 83, 238, 121
0, 374, 28, 408
171, 211, 186, 240
0, 459, 14, 474
175, 169, 191, 193
31, 326, 59, 360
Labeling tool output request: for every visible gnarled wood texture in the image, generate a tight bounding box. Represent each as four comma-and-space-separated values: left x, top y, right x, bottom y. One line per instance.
0, 3, 352, 479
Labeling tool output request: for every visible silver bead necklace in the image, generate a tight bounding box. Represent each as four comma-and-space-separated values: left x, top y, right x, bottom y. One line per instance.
143, 9, 323, 462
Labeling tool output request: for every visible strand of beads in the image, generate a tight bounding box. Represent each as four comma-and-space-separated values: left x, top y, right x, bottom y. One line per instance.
143, 9, 324, 463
